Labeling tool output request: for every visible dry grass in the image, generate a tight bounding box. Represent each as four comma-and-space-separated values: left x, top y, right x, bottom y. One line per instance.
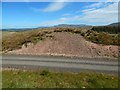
2, 29, 54, 51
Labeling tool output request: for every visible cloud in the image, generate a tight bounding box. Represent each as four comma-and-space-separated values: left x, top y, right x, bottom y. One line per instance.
85, 2, 105, 8
30, 0, 68, 12
62, 13, 71, 17
64, 2, 118, 25
40, 2, 118, 26
81, 8, 96, 13
79, 2, 118, 25
42, 2, 65, 12
40, 17, 68, 26
41, 0, 68, 12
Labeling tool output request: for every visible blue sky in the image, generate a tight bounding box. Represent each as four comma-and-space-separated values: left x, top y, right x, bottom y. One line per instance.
2, 2, 118, 29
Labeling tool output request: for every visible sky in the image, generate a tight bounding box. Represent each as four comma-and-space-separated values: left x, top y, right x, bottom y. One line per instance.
1, 1, 118, 29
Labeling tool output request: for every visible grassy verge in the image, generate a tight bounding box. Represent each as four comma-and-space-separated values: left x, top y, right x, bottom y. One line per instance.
2, 70, 118, 88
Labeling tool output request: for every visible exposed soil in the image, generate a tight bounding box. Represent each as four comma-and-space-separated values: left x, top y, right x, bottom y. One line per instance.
8, 32, 119, 58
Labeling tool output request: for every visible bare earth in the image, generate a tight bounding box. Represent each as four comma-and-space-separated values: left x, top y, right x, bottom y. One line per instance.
8, 32, 118, 58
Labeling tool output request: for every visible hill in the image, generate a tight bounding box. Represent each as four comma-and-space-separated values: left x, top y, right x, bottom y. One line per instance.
2, 28, 119, 58
54, 24, 91, 28
91, 22, 119, 34
2, 24, 92, 32
109, 22, 120, 26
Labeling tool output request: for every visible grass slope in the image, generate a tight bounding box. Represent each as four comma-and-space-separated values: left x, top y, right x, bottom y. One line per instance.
2, 70, 118, 88
2, 29, 54, 51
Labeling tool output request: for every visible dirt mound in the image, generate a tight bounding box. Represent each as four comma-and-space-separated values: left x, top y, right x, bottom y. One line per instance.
8, 32, 119, 58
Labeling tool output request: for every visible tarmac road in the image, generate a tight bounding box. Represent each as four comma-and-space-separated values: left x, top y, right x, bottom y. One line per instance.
1, 55, 119, 74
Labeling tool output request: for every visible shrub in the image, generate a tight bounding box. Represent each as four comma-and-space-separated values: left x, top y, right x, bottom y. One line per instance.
83, 30, 120, 45
73, 30, 81, 34
40, 70, 50, 76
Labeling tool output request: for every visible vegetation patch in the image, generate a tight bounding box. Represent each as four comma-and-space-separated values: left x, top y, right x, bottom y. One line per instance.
2, 70, 118, 88
2, 30, 54, 51
81, 30, 120, 46
91, 26, 119, 34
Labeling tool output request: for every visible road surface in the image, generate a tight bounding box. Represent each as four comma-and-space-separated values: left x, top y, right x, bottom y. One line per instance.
1, 55, 119, 74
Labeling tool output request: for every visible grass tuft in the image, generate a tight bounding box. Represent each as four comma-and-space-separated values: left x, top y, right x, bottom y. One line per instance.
40, 70, 50, 76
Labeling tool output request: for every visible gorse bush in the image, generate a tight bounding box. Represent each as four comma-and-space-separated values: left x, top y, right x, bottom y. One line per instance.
40, 70, 50, 76
53, 28, 82, 34
82, 30, 120, 45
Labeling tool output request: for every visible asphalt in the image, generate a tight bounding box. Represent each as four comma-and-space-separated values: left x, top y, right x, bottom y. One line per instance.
1, 55, 119, 74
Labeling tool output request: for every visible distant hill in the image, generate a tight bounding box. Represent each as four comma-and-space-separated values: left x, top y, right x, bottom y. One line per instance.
91, 22, 119, 34
108, 22, 120, 26
54, 24, 91, 28
1, 23, 119, 32
2, 28, 37, 32
1, 27, 47, 32
1, 24, 92, 31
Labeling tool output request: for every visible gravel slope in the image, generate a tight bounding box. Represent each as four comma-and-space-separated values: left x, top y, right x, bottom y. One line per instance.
8, 32, 119, 58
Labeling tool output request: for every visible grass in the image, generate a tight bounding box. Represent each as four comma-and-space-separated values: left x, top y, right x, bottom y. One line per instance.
2, 29, 54, 51
2, 70, 118, 88
0, 31, 16, 51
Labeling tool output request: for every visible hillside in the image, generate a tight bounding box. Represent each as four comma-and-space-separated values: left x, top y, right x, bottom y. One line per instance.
2, 28, 118, 58
109, 22, 120, 26
91, 22, 119, 34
